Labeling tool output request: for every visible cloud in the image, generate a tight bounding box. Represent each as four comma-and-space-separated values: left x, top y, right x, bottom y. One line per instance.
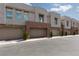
50, 5, 72, 12
53, 4, 61, 7
76, 7, 79, 12
77, 7, 79, 8
25, 3, 32, 6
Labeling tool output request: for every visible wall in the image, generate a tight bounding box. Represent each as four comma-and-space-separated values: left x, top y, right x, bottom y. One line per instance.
61, 16, 72, 29
71, 18, 78, 28
34, 8, 48, 23
49, 12, 61, 28
0, 4, 5, 24
5, 3, 35, 25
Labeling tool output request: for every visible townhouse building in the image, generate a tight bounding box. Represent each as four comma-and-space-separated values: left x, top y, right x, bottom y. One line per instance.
0, 3, 27, 40
71, 18, 79, 35
78, 22, 79, 34
25, 7, 50, 38
48, 12, 61, 36
61, 16, 72, 35
0, 3, 79, 40
61, 16, 79, 35
0, 3, 50, 40
77, 21, 79, 32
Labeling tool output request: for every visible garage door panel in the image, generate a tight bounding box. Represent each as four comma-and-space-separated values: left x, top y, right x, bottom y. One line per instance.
0, 28, 22, 40
30, 29, 47, 38
52, 30, 60, 36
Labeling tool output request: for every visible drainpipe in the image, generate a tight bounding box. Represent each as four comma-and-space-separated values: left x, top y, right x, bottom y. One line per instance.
61, 20, 64, 36
71, 21, 72, 35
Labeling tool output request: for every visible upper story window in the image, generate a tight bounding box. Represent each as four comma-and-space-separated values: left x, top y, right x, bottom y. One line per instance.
24, 12, 29, 21
73, 22, 75, 25
39, 14, 44, 22
54, 17, 58, 25
15, 10, 23, 20
72, 22, 75, 27
66, 21, 69, 27
6, 8, 13, 19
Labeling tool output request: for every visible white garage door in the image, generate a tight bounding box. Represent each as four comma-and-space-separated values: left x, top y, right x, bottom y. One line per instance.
30, 29, 47, 38
0, 28, 22, 40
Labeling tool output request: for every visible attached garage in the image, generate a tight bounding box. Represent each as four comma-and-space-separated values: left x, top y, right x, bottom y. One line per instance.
0, 28, 22, 40
64, 31, 70, 35
30, 29, 47, 38
52, 29, 60, 36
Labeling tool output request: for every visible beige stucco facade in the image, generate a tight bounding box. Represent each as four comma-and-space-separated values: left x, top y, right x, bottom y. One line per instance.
61, 16, 72, 29
1, 3, 49, 39
61, 16, 79, 35
0, 3, 79, 40
48, 12, 61, 36
49, 12, 61, 28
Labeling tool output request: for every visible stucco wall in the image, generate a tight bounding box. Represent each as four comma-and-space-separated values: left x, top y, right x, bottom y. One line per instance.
61, 16, 72, 29
4, 3, 48, 25
5, 3, 34, 25
0, 4, 5, 24
71, 18, 78, 28
49, 12, 61, 28
34, 8, 48, 23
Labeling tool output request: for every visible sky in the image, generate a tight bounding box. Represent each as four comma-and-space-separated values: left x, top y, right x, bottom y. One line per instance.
26, 3, 79, 20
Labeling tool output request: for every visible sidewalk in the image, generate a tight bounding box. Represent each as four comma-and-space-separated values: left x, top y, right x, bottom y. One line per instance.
0, 35, 79, 45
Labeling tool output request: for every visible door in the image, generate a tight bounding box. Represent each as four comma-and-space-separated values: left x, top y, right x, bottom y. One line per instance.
0, 28, 22, 40
30, 29, 47, 38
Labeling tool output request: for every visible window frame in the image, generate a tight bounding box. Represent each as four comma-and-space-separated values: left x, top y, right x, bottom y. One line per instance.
15, 10, 23, 20
6, 8, 13, 19
23, 12, 29, 21
66, 21, 69, 27
54, 17, 58, 25
39, 14, 44, 23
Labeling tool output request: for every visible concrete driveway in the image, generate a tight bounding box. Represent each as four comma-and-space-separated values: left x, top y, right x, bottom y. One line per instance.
0, 35, 79, 56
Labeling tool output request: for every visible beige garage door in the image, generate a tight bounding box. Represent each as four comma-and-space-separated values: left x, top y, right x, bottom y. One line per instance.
0, 28, 22, 40
30, 29, 47, 38
52, 30, 60, 36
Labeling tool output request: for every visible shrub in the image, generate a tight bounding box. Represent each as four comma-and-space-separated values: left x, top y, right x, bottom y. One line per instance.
49, 32, 53, 37
20, 27, 29, 40
23, 32, 29, 40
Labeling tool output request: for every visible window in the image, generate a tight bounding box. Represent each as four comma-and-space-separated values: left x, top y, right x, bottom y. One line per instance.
39, 14, 44, 22
54, 17, 58, 25
24, 13, 29, 21
6, 9, 13, 19
16, 10, 22, 20
67, 21, 69, 27
73, 22, 74, 26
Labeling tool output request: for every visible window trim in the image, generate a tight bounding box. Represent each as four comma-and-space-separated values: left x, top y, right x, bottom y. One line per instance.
6, 8, 13, 19
23, 12, 29, 21
54, 17, 58, 25
15, 10, 23, 20
39, 14, 44, 23
66, 21, 69, 27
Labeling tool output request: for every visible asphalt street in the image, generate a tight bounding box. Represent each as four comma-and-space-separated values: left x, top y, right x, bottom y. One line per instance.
0, 35, 79, 56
